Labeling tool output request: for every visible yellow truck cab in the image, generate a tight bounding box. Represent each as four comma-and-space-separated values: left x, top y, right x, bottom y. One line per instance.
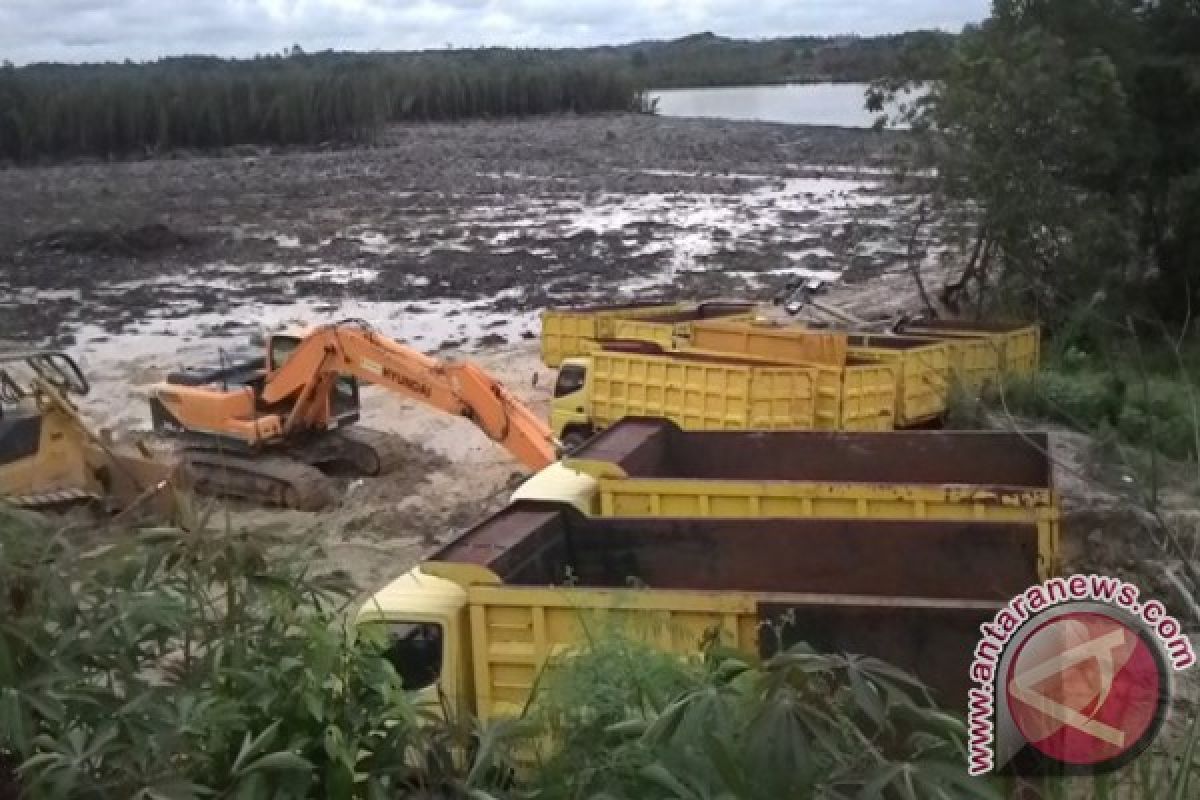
548, 356, 593, 448
356, 567, 473, 715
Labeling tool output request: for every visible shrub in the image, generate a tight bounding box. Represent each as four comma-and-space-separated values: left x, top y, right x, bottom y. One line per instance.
0, 509, 501, 799
524, 635, 997, 800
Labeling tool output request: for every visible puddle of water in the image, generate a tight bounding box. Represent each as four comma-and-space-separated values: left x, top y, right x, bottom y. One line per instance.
3, 287, 82, 304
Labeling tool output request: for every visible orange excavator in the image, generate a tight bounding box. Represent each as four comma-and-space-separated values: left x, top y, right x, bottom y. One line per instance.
149, 320, 556, 510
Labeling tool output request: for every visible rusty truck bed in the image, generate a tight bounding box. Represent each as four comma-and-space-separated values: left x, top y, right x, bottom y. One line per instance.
434, 500, 1039, 601
569, 417, 1051, 488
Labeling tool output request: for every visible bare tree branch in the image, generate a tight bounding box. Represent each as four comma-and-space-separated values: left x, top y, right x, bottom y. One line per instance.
906, 200, 937, 317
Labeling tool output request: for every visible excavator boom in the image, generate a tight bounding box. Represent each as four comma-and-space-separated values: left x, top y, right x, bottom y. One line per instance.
259, 323, 556, 471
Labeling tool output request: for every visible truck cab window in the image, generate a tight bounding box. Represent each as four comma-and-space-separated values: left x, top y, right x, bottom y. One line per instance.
380, 622, 444, 691
554, 364, 587, 398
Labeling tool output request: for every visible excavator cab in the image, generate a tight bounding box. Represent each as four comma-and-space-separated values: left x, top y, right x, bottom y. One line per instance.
159, 329, 360, 432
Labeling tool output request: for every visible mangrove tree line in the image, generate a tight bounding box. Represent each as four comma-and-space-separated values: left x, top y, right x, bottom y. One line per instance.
0, 50, 647, 162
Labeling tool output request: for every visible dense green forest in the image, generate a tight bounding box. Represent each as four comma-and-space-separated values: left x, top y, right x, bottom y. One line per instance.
0, 31, 950, 163
0, 50, 645, 162
623, 30, 955, 88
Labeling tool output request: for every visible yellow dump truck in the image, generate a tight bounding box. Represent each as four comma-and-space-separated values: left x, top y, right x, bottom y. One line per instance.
549, 344, 896, 446
687, 318, 848, 366
357, 500, 1027, 721
540, 302, 756, 367
515, 418, 1060, 579
550, 345, 819, 447
844, 334, 953, 427
897, 320, 1041, 381
605, 319, 951, 428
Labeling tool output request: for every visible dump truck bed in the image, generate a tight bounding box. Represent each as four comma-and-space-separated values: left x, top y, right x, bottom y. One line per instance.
464, 584, 994, 720
434, 502, 1039, 600
540, 302, 754, 367
606, 303, 758, 350
688, 318, 849, 367
569, 417, 1051, 486
677, 344, 897, 431
846, 334, 952, 426
584, 347, 819, 431
898, 320, 1041, 378
540, 302, 679, 367
555, 418, 1059, 577
427, 502, 1012, 717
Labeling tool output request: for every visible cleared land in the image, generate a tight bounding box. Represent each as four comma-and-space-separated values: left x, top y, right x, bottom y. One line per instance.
2, 114, 936, 589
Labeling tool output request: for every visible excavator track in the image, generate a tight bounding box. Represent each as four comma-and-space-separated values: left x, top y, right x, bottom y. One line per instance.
323, 427, 410, 476
177, 450, 335, 511
4, 487, 101, 512
285, 426, 410, 477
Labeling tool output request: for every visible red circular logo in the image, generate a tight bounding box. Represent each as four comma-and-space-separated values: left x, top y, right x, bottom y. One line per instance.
1005, 611, 1166, 767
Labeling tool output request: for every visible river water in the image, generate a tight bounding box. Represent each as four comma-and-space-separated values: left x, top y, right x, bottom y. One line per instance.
649, 83, 881, 128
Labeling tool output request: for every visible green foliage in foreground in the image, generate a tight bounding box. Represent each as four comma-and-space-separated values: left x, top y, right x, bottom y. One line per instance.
0, 507, 985, 798
0, 510, 496, 798
3, 506, 1196, 798
525, 636, 992, 800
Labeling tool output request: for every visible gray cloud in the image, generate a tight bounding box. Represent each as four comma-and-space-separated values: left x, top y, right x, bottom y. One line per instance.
0, 0, 989, 65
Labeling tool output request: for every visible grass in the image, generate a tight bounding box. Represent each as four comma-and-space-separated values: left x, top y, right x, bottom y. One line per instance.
946, 333, 1200, 476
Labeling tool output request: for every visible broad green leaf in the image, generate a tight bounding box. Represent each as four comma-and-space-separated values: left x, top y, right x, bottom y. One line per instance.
0, 688, 30, 756
640, 762, 696, 799
238, 750, 313, 775
232, 719, 282, 774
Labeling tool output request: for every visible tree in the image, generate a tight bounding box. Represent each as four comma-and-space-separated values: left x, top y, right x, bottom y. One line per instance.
875, 0, 1200, 324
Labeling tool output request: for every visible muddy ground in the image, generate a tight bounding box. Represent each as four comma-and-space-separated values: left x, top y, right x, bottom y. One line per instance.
2, 114, 946, 590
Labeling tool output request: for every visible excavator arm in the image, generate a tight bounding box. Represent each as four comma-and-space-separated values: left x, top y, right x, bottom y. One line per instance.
260, 323, 557, 471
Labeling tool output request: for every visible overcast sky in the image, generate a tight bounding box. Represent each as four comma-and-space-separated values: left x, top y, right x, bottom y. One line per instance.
1, 0, 990, 66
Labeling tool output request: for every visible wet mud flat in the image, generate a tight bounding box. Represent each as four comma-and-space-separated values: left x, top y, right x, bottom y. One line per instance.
1, 115, 930, 346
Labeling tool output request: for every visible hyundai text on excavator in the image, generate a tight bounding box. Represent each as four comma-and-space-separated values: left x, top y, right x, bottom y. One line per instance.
148, 321, 557, 510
